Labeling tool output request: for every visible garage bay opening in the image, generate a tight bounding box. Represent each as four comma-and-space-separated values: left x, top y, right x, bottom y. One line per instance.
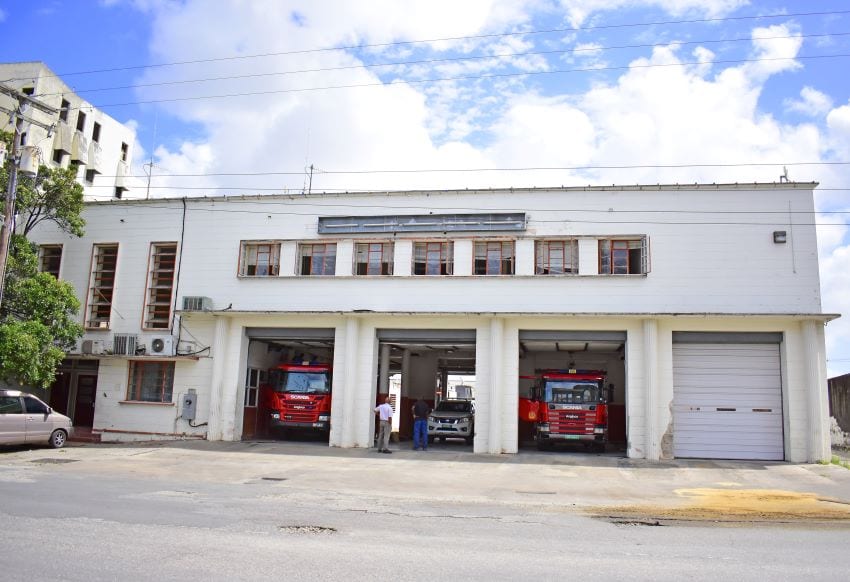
376, 329, 476, 450
518, 331, 627, 454
242, 328, 335, 442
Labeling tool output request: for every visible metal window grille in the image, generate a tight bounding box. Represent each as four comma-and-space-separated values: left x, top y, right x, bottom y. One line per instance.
413, 242, 453, 275
355, 242, 393, 275
535, 240, 578, 275
241, 242, 280, 276
86, 244, 118, 328
144, 243, 177, 329
127, 361, 175, 403
598, 238, 648, 274
473, 241, 514, 275
300, 243, 337, 275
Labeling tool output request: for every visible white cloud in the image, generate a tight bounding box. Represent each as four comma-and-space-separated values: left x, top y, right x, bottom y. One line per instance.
0, 8, 6, 22
121, 0, 850, 371
557, 0, 749, 27
785, 86, 834, 117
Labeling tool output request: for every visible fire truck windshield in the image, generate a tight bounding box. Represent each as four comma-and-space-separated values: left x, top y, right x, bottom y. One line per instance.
277, 372, 330, 394
544, 381, 601, 404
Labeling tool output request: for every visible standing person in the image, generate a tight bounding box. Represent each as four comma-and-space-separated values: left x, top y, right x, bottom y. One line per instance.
374, 396, 394, 454
411, 397, 431, 451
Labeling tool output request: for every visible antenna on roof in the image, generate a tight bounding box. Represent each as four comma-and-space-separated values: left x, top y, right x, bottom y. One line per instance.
779, 166, 790, 183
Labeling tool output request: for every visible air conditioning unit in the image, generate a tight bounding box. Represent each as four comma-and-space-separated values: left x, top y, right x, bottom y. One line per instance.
113, 334, 137, 356
149, 335, 175, 356
81, 339, 104, 355
182, 296, 213, 311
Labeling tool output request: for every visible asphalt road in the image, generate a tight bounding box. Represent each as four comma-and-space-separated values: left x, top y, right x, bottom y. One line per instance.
2, 441, 850, 581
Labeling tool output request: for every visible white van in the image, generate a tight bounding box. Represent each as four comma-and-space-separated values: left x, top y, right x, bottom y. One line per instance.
0, 390, 73, 448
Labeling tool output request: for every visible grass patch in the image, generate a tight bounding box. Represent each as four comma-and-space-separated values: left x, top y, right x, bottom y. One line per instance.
825, 455, 850, 470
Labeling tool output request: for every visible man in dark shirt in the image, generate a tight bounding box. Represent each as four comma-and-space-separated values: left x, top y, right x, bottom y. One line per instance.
411, 398, 431, 451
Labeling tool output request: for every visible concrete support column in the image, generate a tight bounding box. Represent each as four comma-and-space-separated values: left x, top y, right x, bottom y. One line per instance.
379, 344, 390, 396
643, 319, 660, 461
219, 324, 246, 441
340, 316, 360, 447
803, 319, 830, 462
207, 316, 231, 441
487, 317, 505, 454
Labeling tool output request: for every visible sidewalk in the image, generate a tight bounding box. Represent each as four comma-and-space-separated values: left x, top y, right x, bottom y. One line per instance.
6, 439, 850, 523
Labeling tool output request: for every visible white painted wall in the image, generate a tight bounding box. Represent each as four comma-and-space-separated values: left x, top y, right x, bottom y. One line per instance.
23, 185, 831, 460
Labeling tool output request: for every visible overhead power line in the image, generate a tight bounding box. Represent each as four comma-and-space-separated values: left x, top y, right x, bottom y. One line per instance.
67, 52, 850, 111
6, 8, 849, 82
71, 200, 849, 227
74, 192, 850, 217
35, 30, 845, 97
79, 159, 850, 180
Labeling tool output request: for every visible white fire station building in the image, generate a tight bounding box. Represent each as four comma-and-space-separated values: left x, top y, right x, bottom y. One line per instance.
26, 183, 836, 462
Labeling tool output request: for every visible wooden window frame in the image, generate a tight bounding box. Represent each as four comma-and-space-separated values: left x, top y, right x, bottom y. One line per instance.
85, 244, 119, 329
413, 241, 453, 275
354, 242, 393, 275
473, 240, 515, 275
299, 242, 337, 276
142, 242, 178, 330
39, 244, 63, 278
598, 238, 649, 275
535, 240, 578, 275
239, 241, 281, 277
126, 361, 175, 403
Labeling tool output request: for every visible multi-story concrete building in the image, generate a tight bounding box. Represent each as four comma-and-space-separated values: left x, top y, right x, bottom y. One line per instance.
25, 183, 836, 462
0, 62, 136, 200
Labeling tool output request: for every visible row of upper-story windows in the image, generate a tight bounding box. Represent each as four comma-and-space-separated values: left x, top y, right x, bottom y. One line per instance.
36, 236, 646, 330
238, 238, 649, 277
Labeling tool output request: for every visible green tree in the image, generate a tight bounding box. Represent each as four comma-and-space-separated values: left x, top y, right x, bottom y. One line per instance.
1, 130, 85, 388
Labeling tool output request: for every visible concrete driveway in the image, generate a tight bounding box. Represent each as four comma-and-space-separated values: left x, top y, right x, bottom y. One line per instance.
3, 439, 850, 525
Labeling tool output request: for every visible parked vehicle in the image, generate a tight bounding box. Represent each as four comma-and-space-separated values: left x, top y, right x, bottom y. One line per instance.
519, 370, 608, 451
0, 390, 73, 448
428, 399, 475, 444
260, 362, 331, 437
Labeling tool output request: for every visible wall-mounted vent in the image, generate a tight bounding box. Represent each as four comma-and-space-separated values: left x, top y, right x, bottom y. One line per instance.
113, 334, 137, 356
182, 296, 213, 311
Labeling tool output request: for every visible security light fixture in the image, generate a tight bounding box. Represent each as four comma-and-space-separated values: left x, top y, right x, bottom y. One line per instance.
773, 231, 787, 244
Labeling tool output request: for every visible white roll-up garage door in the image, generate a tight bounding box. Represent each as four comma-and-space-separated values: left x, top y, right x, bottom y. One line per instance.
673, 341, 784, 461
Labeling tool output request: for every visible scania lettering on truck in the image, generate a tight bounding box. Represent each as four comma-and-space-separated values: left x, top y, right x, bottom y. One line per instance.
519, 370, 608, 451
261, 362, 331, 436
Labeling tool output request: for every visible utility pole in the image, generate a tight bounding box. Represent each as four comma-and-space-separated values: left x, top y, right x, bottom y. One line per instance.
0, 83, 57, 307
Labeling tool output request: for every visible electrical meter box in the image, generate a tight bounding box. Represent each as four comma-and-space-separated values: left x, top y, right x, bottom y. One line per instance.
182, 390, 197, 421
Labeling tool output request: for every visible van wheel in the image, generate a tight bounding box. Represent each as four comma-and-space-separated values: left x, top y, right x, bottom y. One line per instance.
49, 429, 67, 449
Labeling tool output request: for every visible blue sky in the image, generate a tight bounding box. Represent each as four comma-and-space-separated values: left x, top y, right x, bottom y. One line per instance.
2, 0, 850, 374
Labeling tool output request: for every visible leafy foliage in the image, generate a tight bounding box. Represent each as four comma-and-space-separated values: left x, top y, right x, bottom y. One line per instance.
16, 164, 86, 237
1, 129, 85, 388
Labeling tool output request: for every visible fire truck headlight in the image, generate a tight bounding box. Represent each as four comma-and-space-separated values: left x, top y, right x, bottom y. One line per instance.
594, 427, 605, 434
318, 414, 330, 422
538, 423, 550, 432
271, 413, 280, 420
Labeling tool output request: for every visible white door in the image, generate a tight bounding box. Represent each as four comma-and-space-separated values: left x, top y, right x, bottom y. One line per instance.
673, 343, 784, 461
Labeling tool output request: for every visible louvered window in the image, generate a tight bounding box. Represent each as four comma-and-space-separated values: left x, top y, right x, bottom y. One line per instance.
86, 244, 118, 329
144, 243, 177, 329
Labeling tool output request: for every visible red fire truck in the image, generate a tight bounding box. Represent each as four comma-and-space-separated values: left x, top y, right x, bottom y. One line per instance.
261, 362, 332, 437
519, 370, 608, 451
